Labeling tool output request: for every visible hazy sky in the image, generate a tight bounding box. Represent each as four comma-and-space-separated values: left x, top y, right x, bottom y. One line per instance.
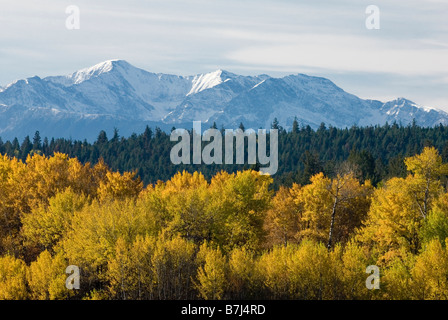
1, 0, 447, 110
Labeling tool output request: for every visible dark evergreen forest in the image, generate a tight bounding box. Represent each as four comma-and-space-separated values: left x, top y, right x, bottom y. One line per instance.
2, 119, 448, 188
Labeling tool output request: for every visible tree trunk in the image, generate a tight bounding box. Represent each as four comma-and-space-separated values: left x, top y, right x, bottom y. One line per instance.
327, 196, 338, 250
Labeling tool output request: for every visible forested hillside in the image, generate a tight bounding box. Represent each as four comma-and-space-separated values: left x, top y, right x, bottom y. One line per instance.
2, 120, 448, 189
1, 145, 448, 300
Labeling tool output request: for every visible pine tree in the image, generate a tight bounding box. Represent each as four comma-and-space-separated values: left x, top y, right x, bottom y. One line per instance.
32, 131, 42, 151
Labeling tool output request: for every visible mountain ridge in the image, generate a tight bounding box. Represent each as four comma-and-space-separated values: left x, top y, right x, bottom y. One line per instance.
0, 60, 446, 141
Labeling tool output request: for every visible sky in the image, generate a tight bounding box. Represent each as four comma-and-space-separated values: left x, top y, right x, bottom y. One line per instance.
0, 0, 447, 110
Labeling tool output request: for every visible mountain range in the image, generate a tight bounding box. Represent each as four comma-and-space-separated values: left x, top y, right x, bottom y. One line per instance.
0, 59, 446, 141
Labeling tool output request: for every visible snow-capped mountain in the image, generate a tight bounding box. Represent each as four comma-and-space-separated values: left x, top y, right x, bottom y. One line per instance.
0, 59, 446, 141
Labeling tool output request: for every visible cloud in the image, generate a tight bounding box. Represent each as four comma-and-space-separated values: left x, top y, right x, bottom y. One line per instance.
225, 33, 448, 76
0, 0, 447, 109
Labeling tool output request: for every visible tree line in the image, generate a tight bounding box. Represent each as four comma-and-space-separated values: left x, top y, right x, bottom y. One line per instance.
2, 120, 448, 188
1, 147, 448, 299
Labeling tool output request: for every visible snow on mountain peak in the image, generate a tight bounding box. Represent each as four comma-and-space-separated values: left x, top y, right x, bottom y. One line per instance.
187, 69, 234, 96
70, 59, 127, 84
395, 97, 415, 105
390, 98, 423, 110
395, 97, 438, 113
44, 59, 132, 86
